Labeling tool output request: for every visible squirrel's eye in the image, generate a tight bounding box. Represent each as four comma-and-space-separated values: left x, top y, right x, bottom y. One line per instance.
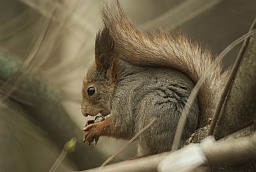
87, 87, 96, 96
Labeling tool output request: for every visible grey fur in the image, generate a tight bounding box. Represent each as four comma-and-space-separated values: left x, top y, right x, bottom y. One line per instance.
110, 63, 199, 155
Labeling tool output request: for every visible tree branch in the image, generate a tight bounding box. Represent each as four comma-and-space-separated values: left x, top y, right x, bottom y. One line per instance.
213, 24, 256, 139
208, 17, 256, 136
81, 132, 256, 172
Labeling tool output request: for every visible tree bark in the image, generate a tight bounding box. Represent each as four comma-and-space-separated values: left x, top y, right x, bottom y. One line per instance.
213, 28, 256, 139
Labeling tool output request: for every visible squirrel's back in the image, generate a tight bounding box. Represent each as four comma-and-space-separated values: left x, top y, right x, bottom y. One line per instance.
102, 1, 229, 127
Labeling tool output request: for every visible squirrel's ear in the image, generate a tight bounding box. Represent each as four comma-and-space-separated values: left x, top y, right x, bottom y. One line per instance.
95, 27, 115, 71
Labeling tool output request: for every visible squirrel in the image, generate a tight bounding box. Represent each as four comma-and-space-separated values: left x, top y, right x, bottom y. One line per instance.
81, 1, 229, 156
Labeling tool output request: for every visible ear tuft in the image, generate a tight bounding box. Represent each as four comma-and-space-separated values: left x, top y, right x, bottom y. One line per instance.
95, 27, 115, 71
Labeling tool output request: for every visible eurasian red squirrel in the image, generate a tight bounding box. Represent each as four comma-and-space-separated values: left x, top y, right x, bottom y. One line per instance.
81, 1, 228, 156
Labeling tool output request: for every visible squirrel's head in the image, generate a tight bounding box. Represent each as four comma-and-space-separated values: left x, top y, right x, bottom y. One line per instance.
81, 27, 116, 117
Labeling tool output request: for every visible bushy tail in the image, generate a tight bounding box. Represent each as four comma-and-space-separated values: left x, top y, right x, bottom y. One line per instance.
102, 1, 228, 127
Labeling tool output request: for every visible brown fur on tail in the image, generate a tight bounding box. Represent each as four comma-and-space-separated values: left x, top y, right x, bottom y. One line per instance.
101, 1, 229, 127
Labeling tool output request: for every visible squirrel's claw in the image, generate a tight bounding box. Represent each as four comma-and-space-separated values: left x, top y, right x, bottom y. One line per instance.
83, 122, 100, 145
95, 136, 99, 145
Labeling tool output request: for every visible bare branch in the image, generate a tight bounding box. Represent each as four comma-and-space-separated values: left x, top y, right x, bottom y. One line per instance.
208, 17, 256, 135
81, 133, 256, 172
203, 133, 256, 166
213, 24, 256, 139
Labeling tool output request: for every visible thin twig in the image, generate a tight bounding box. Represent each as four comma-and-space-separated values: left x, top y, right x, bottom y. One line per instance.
171, 30, 255, 151
49, 150, 67, 172
100, 118, 157, 167
208, 17, 256, 136
48, 138, 76, 172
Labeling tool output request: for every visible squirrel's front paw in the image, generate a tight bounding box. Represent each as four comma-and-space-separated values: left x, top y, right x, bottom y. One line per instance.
83, 122, 100, 145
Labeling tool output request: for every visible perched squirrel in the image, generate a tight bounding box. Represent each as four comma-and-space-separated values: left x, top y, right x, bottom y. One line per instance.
81, 1, 228, 156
